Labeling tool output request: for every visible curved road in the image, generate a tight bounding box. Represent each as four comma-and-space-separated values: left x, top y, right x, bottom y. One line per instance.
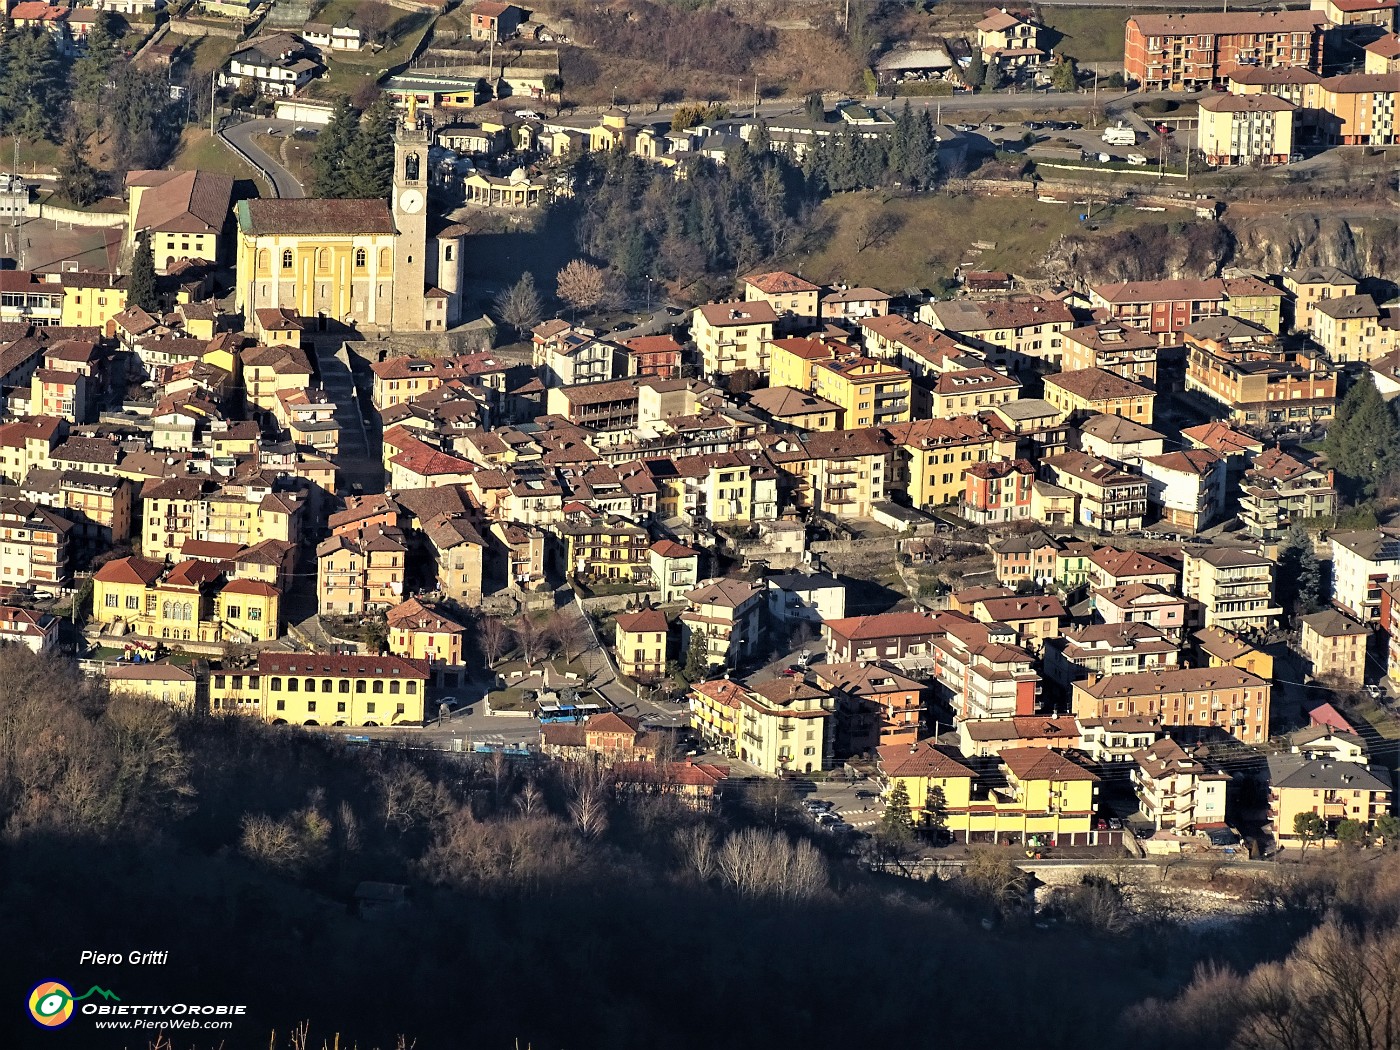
221, 117, 308, 199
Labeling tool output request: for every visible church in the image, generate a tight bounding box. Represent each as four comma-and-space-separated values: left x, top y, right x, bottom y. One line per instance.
234, 112, 466, 334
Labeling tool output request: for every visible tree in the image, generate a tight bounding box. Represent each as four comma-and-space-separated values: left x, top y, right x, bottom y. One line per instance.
961, 848, 1029, 914
494, 273, 544, 336
341, 93, 397, 199
480, 615, 513, 666
547, 608, 588, 665
964, 49, 986, 90
1293, 810, 1326, 854
1375, 812, 1400, 848
881, 779, 915, 838
984, 60, 1005, 91
748, 777, 796, 826
514, 613, 547, 666
0, 27, 67, 144
69, 13, 122, 137
1334, 818, 1367, 849
1277, 525, 1324, 618
355, 0, 396, 45
728, 368, 761, 394
1051, 56, 1079, 93
924, 784, 949, 839
127, 231, 159, 313
803, 91, 825, 122
556, 259, 608, 315
110, 66, 181, 170
309, 97, 360, 198
56, 137, 103, 207
683, 628, 710, 682
1325, 378, 1400, 502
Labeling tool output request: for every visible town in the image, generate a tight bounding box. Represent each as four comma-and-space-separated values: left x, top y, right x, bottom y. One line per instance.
1, 0, 1399, 1047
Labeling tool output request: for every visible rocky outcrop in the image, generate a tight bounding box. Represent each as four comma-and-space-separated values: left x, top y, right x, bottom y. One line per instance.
1041, 213, 1399, 286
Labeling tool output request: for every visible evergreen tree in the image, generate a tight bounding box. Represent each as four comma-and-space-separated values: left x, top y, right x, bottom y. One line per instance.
683, 628, 710, 682
70, 13, 121, 136
984, 60, 1005, 91
1276, 524, 1324, 620
888, 100, 914, 178
905, 111, 935, 188
1051, 56, 1079, 93
803, 91, 825, 122
127, 232, 159, 313
1325, 378, 1400, 501
57, 138, 103, 207
341, 94, 397, 199
925, 784, 949, 837
882, 779, 915, 837
309, 98, 359, 198
746, 118, 771, 158
0, 28, 67, 143
111, 66, 181, 169
965, 49, 986, 90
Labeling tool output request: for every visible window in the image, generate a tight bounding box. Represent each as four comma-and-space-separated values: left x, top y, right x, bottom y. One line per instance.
337, 702, 346, 713
105, 594, 118, 608
355, 248, 367, 268
248, 608, 262, 620
356, 681, 366, 693
282, 250, 293, 269
126, 595, 138, 610
390, 681, 400, 695
307, 701, 316, 713
339, 680, 350, 693
288, 679, 298, 692
373, 681, 384, 693
276, 700, 285, 712
321, 680, 332, 693
270, 677, 282, 691
366, 702, 376, 713
226, 605, 241, 619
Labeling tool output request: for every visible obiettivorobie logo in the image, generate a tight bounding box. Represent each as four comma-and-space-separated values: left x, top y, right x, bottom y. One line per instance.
27, 979, 247, 1032
28, 981, 120, 1028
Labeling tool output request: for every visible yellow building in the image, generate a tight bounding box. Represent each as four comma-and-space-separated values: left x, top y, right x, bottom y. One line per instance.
885, 416, 1013, 509
235, 116, 466, 334
1364, 35, 1400, 74
693, 301, 777, 377
690, 677, 744, 747
1193, 626, 1275, 679
1043, 367, 1155, 425
733, 678, 835, 776
1223, 277, 1287, 336
126, 169, 234, 270
105, 662, 198, 708
92, 555, 280, 644
879, 742, 1100, 843
1285, 267, 1359, 333
767, 335, 849, 392
811, 356, 912, 429
743, 271, 821, 331
209, 651, 430, 727
59, 273, 130, 329
386, 597, 466, 676
1197, 94, 1296, 166
614, 606, 669, 683
1269, 754, 1392, 844
928, 367, 1021, 418
745, 386, 843, 432
1314, 294, 1399, 363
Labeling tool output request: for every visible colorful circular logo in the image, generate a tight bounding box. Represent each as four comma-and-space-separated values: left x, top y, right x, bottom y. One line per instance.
28, 981, 75, 1028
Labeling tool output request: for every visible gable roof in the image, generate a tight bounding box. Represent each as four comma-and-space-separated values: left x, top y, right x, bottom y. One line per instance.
237, 198, 395, 236
127, 169, 234, 235
879, 740, 977, 780
999, 746, 1098, 783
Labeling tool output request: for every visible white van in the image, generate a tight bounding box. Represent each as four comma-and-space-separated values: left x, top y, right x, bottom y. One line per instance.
1102, 121, 1137, 146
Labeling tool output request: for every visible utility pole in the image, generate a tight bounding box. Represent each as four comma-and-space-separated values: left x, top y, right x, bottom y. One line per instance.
752, 75, 758, 120
209, 69, 216, 137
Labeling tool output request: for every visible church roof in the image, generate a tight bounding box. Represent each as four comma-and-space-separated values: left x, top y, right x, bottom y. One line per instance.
236, 198, 396, 236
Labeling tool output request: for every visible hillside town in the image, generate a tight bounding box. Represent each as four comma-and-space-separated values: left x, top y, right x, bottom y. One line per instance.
0, 0, 1393, 875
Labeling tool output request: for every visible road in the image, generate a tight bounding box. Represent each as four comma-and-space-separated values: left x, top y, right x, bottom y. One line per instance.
221, 118, 307, 198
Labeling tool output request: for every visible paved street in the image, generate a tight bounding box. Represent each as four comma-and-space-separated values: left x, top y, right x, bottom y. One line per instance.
222, 117, 308, 198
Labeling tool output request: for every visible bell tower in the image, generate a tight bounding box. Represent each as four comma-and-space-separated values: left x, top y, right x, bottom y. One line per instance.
390, 104, 430, 332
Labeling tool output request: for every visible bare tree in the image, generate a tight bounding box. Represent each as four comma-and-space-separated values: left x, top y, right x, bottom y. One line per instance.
480, 615, 513, 666
547, 607, 588, 665
493, 272, 543, 337
377, 764, 449, 831
569, 782, 609, 840
717, 827, 827, 900
514, 613, 547, 666
675, 822, 718, 881
516, 778, 544, 817
556, 259, 609, 315
960, 848, 1030, 915
747, 776, 797, 826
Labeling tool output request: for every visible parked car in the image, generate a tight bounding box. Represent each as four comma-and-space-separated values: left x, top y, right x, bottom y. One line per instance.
816, 812, 841, 829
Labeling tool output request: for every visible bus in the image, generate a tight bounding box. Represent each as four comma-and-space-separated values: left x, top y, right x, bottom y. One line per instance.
536, 702, 608, 724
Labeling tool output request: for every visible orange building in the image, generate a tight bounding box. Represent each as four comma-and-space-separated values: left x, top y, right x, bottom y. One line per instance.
1125, 10, 1324, 92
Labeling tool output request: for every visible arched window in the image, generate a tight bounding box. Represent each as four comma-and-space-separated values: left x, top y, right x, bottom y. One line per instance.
355, 248, 367, 268
405, 152, 420, 182
257, 249, 270, 272
183, 603, 192, 622
316, 248, 330, 272
379, 247, 391, 270
281, 249, 293, 269
162, 601, 171, 619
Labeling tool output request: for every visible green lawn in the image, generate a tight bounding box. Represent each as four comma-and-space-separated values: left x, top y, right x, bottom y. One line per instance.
182, 32, 239, 76
1038, 7, 1136, 65
782, 189, 1159, 291
169, 126, 259, 181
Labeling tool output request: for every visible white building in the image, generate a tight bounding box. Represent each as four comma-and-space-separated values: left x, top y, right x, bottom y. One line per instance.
1330, 529, 1400, 624
1139, 449, 1227, 532
1132, 737, 1229, 831
220, 34, 320, 98
765, 572, 846, 629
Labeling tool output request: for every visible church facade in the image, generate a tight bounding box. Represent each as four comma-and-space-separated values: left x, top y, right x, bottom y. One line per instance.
234, 116, 466, 334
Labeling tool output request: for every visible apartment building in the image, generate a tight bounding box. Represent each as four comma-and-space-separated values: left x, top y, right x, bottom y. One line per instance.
962, 458, 1034, 525
531, 326, 622, 388
1284, 266, 1359, 333
1073, 666, 1272, 744
0, 498, 72, 586
713, 677, 835, 776
1268, 754, 1392, 843
680, 577, 764, 672
932, 617, 1041, 722
1183, 545, 1281, 632
1238, 447, 1337, 542
1314, 293, 1400, 364
956, 716, 1079, 759
1124, 10, 1324, 92
1090, 278, 1285, 345
1330, 529, 1400, 623
1140, 449, 1227, 531
92, 555, 280, 644
1132, 738, 1229, 831
815, 661, 924, 754
1318, 72, 1399, 146
811, 356, 912, 429
1197, 93, 1296, 165
614, 607, 670, 683
919, 297, 1074, 370
1060, 322, 1159, 382
1184, 319, 1336, 426
1045, 622, 1180, 690
1300, 608, 1370, 685
928, 367, 1021, 417
557, 510, 650, 583
1043, 367, 1156, 425
692, 301, 778, 377
822, 610, 959, 664
316, 527, 409, 616
1041, 451, 1148, 533
742, 270, 821, 332
385, 597, 466, 683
